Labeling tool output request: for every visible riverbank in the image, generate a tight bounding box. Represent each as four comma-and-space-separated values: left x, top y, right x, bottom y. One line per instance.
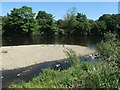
1, 44, 96, 70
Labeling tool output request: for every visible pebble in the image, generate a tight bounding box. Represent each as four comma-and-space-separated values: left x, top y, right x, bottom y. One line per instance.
2, 50, 8, 53
81, 53, 101, 62
56, 64, 61, 68
22, 70, 30, 73
55, 64, 61, 70
17, 74, 20, 77
89, 55, 93, 57
1, 76, 3, 79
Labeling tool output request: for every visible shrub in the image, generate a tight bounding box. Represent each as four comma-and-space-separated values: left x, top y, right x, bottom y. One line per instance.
8, 61, 119, 88
63, 48, 80, 66
97, 32, 120, 67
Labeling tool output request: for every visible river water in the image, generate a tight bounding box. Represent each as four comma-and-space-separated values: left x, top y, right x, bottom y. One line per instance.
1, 36, 103, 88
2, 36, 103, 50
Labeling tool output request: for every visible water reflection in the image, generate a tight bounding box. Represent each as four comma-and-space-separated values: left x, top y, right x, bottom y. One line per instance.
2, 36, 103, 50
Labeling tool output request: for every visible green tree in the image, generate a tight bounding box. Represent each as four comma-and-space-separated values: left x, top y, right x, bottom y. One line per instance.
63, 7, 78, 35
75, 13, 91, 36
0, 16, 2, 35
36, 11, 55, 37
91, 21, 107, 36
3, 6, 36, 36
98, 14, 120, 35
56, 19, 67, 36
76, 13, 87, 22
52, 20, 65, 36
75, 21, 91, 36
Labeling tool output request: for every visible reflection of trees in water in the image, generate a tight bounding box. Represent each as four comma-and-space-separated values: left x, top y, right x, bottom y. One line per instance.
2, 36, 103, 50
2, 36, 32, 46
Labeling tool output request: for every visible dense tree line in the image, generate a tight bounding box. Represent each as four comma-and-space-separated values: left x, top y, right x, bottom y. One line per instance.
2, 6, 120, 37
0, 16, 2, 35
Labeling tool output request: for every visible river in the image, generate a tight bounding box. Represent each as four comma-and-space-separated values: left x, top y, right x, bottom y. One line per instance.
2, 36, 103, 50
1, 36, 103, 88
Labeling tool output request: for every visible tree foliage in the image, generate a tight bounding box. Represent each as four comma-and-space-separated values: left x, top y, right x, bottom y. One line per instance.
2, 6, 120, 37
36, 11, 56, 37
63, 7, 78, 35
97, 32, 120, 67
98, 14, 120, 34
3, 6, 37, 36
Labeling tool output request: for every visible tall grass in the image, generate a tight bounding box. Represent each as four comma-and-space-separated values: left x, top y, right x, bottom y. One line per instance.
63, 48, 80, 66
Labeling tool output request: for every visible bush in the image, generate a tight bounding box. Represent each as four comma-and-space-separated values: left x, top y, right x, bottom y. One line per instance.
97, 32, 120, 67
8, 61, 119, 89
63, 48, 80, 66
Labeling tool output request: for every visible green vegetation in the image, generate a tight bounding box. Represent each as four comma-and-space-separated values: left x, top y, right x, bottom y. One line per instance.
35, 11, 54, 36
2, 6, 119, 89
2, 6, 37, 36
2, 6, 120, 37
64, 48, 80, 66
97, 32, 120, 68
8, 33, 120, 89
8, 62, 119, 88
0, 16, 2, 35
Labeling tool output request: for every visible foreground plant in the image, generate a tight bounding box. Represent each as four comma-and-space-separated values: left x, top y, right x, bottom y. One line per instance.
97, 32, 120, 67
8, 61, 119, 89
63, 48, 80, 66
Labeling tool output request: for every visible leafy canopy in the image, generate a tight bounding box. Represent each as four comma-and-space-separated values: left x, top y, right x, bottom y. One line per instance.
3, 6, 36, 36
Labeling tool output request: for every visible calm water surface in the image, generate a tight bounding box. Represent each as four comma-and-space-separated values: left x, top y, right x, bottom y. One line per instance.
2, 36, 103, 50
